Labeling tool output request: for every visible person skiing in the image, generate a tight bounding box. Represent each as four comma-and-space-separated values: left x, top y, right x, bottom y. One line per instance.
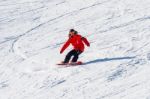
60, 29, 90, 64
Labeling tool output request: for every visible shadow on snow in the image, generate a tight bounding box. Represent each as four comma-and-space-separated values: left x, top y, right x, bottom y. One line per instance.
84, 56, 135, 65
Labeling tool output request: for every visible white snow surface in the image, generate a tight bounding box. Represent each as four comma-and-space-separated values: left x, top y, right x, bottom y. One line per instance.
0, 0, 150, 99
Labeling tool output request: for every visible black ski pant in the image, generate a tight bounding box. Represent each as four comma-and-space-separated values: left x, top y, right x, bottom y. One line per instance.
64, 49, 82, 63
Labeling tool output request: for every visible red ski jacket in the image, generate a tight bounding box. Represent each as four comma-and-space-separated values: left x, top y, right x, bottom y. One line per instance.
60, 34, 90, 53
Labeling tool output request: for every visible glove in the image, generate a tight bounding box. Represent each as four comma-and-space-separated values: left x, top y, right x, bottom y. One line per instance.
60, 50, 63, 54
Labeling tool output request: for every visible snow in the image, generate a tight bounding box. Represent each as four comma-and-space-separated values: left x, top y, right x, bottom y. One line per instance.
0, 0, 150, 99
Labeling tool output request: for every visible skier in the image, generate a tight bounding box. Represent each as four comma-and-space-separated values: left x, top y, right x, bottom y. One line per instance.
60, 29, 90, 64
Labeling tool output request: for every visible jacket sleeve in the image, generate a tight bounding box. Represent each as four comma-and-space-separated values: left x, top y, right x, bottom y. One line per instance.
82, 37, 90, 47
60, 39, 71, 53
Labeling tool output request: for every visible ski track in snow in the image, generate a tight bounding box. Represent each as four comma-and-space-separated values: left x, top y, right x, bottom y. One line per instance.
0, 0, 150, 99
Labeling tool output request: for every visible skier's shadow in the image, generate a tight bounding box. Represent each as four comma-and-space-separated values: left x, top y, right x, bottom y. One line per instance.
84, 56, 135, 65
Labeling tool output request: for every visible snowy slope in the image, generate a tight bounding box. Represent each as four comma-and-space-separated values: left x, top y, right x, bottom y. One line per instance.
0, 0, 150, 99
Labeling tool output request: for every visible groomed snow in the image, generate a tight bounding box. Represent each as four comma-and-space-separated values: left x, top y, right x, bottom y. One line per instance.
0, 0, 150, 99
